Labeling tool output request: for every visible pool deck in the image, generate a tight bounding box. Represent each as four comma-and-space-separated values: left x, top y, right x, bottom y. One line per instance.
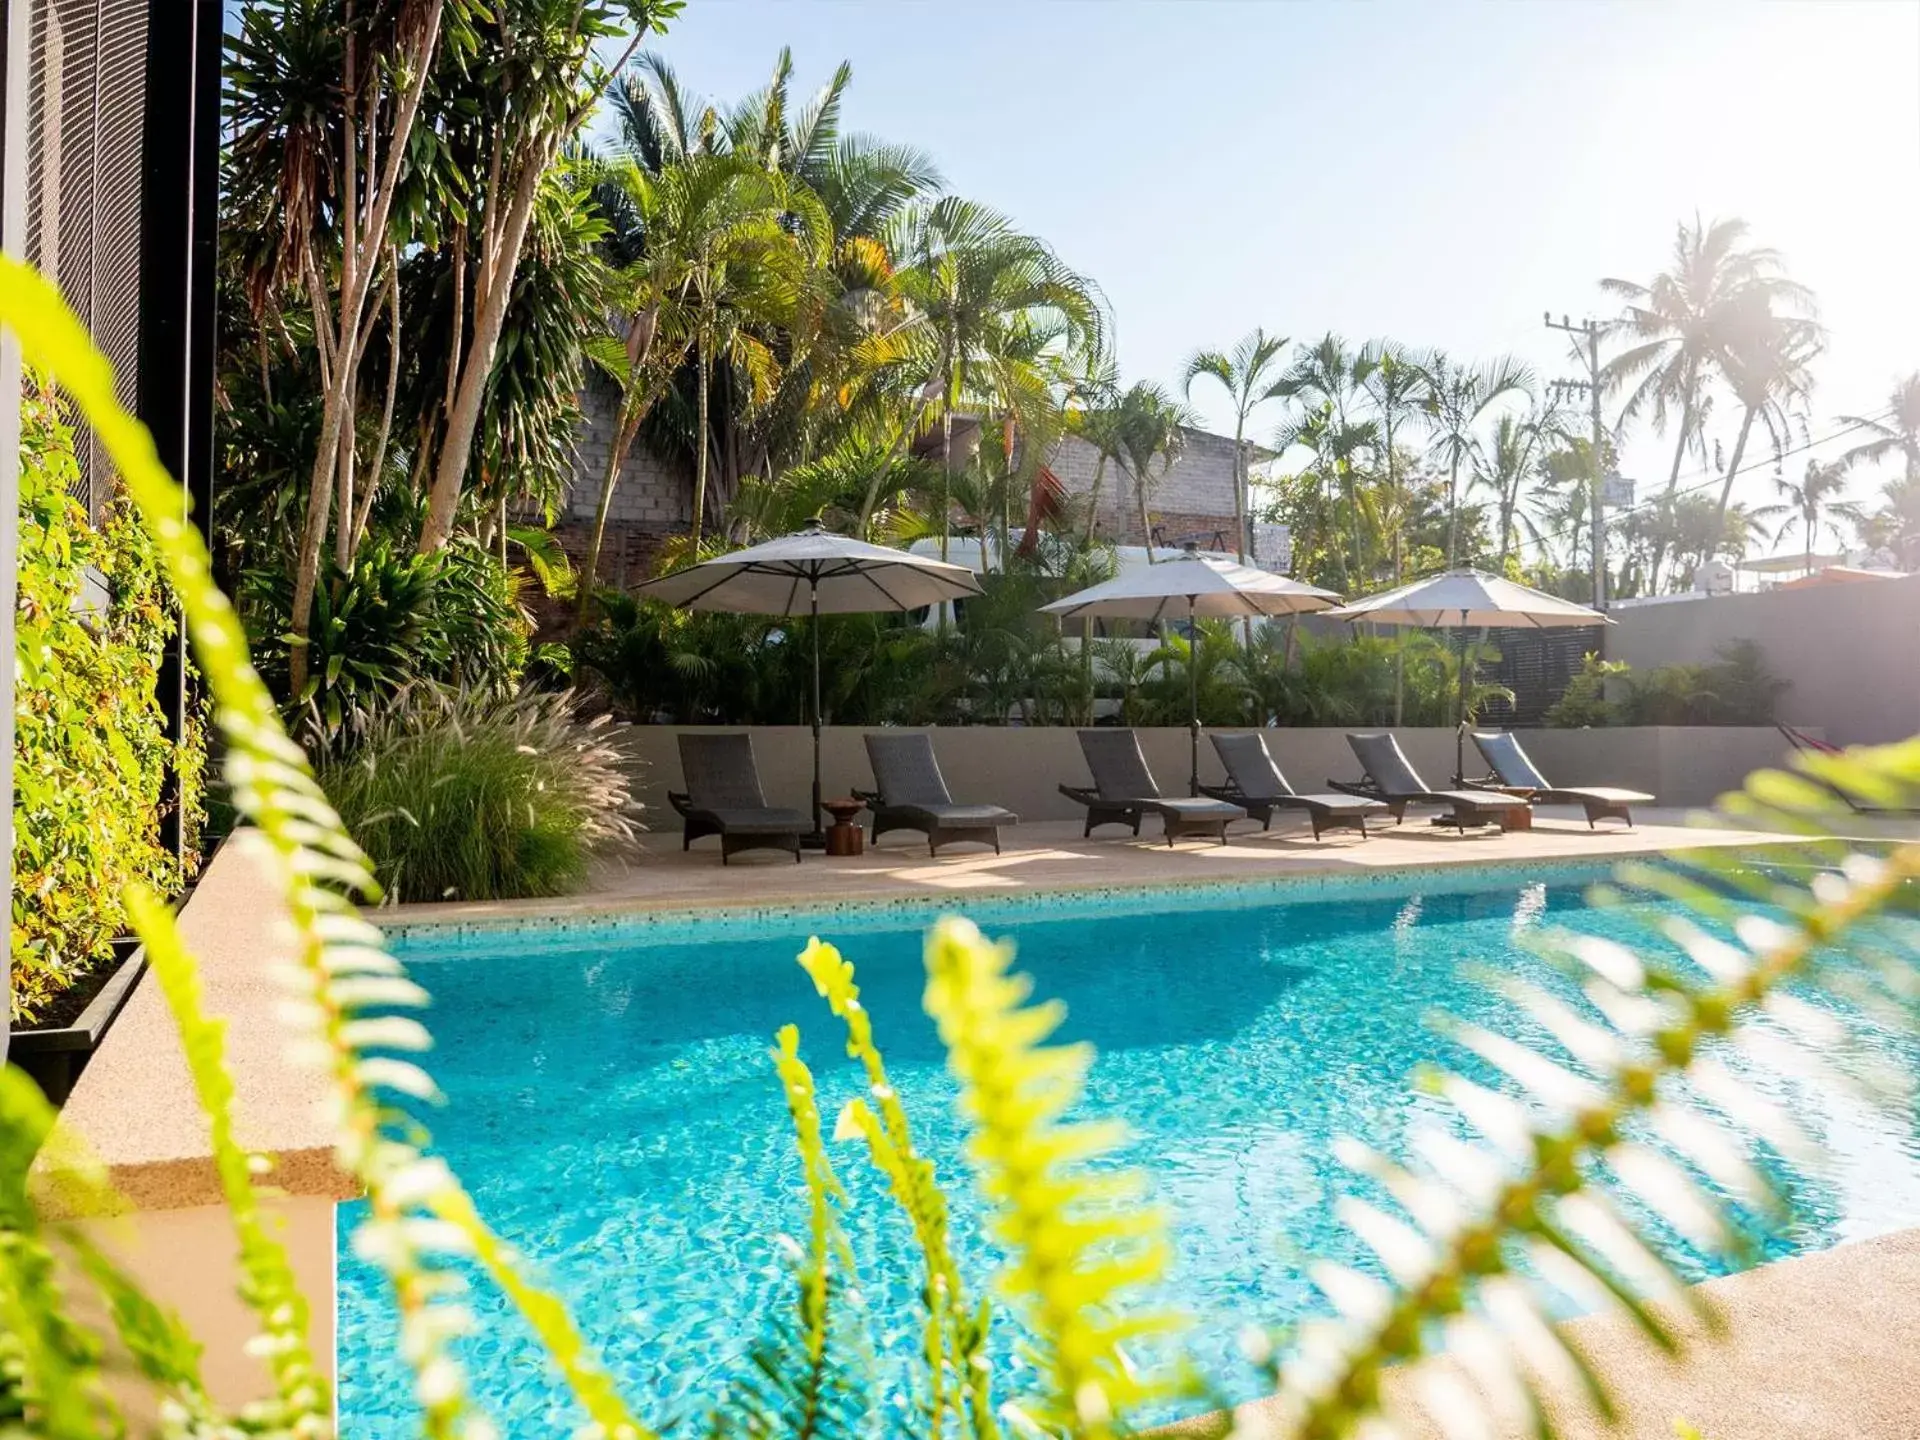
1165, 1225, 1920, 1440
379, 805, 1813, 928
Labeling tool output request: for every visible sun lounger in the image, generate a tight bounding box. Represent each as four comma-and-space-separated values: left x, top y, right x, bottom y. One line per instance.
1332, 732, 1531, 833
668, 733, 810, 864
1060, 729, 1247, 845
1201, 732, 1387, 840
857, 732, 1017, 855
1468, 730, 1652, 828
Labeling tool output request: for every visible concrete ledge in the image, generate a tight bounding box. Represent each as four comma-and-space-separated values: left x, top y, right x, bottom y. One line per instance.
37, 831, 357, 1213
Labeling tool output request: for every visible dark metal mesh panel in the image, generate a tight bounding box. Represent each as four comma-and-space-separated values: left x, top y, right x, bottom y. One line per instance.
1481, 625, 1607, 728
23, 0, 148, 521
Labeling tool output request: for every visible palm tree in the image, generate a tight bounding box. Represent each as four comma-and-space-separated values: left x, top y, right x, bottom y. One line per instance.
1182, 328, 1290, 564
1472, 402, 1567, 566
608, 51, 944, 530
1840, 373, 1920, 488
1108, 382, 1191, 562
574, 159, 708, 622
676, 160, 827, 546
1601, 215, 1815, 506
1360, 341, 1430, 580
1707, 300, 1821, 539
875, 196, 1103, 555
1755, 460, 1865, 574
1626, 492, 1763, 590
1276, 335, 1381, 585
1417, 350, 1533, 566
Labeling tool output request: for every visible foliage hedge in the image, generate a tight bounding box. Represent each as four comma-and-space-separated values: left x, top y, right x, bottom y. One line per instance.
11, 378, 204, 1024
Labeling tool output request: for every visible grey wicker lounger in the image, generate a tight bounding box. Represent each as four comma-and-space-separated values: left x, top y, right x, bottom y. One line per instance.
1469, 730, 1653, 828
667, 733, 810, 864
1331, 732, 1530, 833
1201, 732, 1388, 840
1060, 729, 1247, 846
857, 732, 1017, 855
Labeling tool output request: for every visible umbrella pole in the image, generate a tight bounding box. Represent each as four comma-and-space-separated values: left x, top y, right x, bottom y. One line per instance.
1188, 597, 1200, 796
1454, 620, 1469, 785
809, 581, 825, 844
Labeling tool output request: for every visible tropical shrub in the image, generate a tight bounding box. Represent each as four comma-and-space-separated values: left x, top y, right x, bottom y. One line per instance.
243, 538, 531, 745
1544, 651, 1629, 727
316, 684, 638, 903
10, 377, 204, 1025
1619, 640, 1788, 726
9, 239, 1920, 1440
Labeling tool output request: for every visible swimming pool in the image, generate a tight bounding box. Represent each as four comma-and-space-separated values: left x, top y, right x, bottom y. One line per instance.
336, 864, 1920, 1435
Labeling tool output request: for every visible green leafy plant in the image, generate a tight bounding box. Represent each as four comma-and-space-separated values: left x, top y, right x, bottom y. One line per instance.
1619, 641, 1787, 726
5, 255, 1920, 1440
11, 375, 204, 1024
1545, 652, 1630, 727
316, 683, 639, 903
244, 537, 531, 745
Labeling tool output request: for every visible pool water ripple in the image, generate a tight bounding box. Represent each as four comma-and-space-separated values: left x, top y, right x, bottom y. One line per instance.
337, 867, 1920, 1435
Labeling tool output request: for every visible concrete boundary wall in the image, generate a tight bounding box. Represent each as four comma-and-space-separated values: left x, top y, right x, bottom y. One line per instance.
1608, 575, 1920, 745
616, 726, 1801, 828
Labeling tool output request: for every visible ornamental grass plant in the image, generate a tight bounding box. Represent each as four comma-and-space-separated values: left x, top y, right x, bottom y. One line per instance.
317, 684, 639, 904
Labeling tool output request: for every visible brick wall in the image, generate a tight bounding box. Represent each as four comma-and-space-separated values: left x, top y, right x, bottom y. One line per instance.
566, 386, 693, 531
1043, 427, 1242, 548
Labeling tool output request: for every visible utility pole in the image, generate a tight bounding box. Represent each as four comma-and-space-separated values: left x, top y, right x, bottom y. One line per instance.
1544, 313, 1608, 610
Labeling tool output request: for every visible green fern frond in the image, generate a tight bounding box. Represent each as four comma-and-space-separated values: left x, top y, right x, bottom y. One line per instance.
921, 917, 1182, 1439
0, 255, 655, 1440
1264, 738, 1920, 1440
797, 937, 995, 1440
710, 1027, 871, 1440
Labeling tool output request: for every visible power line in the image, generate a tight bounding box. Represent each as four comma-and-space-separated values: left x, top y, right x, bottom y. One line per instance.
1512, 406, 1899, 560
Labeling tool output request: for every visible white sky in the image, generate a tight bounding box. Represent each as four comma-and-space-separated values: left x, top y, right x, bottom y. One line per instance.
640, 0, 1920, 557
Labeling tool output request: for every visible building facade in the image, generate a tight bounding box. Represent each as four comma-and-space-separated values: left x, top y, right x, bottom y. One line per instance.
558, 401, 1275, 584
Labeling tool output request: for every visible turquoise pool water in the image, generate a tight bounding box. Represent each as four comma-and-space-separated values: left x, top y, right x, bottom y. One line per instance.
336, 865, 1920, 1435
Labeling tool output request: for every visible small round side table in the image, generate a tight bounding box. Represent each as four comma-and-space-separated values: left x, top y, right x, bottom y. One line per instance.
821, 798, 867, 856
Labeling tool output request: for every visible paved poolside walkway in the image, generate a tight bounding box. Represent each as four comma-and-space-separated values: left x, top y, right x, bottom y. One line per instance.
382, 806, 1815, 928
1163, 1226, 1920, 1440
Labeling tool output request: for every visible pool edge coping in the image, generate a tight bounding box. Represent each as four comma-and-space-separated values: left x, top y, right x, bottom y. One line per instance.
367, 831, 1803, 944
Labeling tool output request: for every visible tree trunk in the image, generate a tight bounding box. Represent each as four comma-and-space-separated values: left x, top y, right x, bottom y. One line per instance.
1444, 453, 1462, 568
1712, 404, 1760, 539
691, 332, 713, 548
286, 3, 443, 697
1646, 394, 1699, 591
1231, 417, 1247, 563
576, 409, 642, 626
1082, 454, 1108, 547
1386, 414, 1403, 724
418, 143, 550, 554
938, 338, 955, 565
414, 19, 655, 557
1136, 464, 1156, 561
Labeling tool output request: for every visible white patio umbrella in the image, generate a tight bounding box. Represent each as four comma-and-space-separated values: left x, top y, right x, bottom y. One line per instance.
1323, 568, 1609, 783
1040, 543, 1342, 795
637, 520, 983, 840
